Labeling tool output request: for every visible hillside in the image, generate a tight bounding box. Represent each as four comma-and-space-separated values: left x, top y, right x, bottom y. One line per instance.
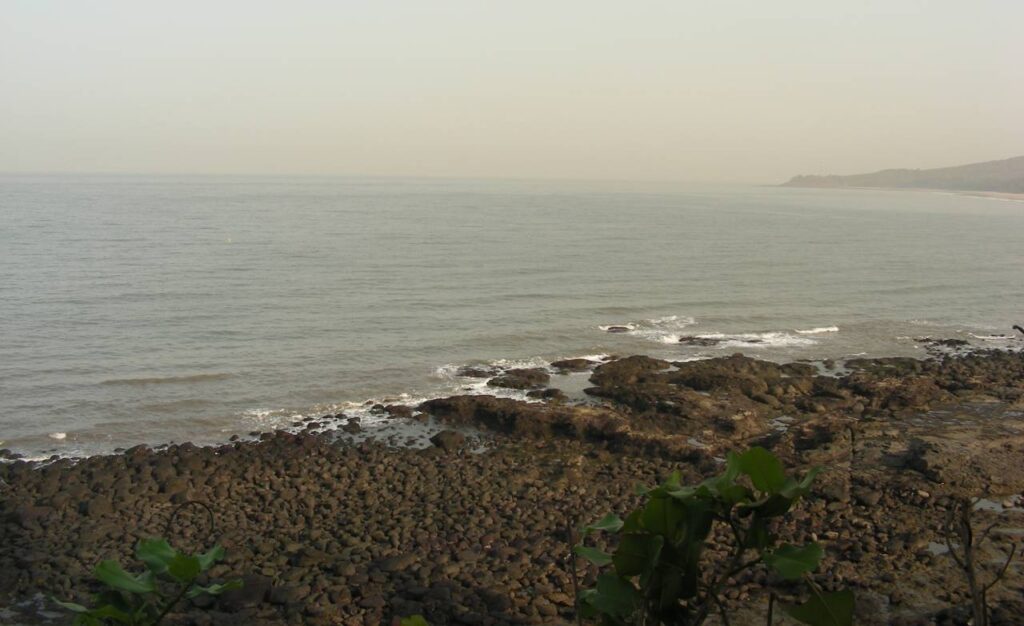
782, 155, 1024, 193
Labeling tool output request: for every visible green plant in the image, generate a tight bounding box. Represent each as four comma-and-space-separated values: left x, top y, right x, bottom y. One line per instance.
574, 447, 853, 625
55, 537, 242, 625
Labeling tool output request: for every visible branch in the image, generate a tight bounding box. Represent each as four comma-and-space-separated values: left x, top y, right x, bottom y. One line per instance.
983, 543, 1017, 594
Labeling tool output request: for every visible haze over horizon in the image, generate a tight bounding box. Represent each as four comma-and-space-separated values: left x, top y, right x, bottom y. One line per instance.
2, 1, 1023, 183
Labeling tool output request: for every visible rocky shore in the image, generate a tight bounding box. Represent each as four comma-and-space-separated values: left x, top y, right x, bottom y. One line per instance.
3, 349, 1024, 625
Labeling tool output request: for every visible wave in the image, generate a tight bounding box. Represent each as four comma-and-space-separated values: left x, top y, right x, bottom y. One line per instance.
600, 315, 697, 342
795, 326, 839, 335
689, 331, 818, 349
970, 333, 1016, 341
101, 373, 233, 386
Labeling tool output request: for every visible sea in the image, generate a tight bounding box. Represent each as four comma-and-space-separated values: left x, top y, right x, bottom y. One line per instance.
2, 174, 1023, 459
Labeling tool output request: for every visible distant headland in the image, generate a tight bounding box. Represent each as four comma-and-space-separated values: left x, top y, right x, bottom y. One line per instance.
782, 154, 1024, 194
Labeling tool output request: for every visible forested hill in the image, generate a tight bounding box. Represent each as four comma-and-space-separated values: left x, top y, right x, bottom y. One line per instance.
782, 155, 1024, 193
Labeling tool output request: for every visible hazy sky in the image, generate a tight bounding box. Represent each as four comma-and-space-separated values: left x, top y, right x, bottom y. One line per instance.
2, 1, 1022, 183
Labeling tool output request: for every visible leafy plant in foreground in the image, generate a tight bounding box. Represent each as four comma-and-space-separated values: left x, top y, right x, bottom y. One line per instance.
55, 537, 242, 625
574, 447, 854, 625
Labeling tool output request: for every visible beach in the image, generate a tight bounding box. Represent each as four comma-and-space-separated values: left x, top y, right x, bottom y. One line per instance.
4, 347, 1024, 625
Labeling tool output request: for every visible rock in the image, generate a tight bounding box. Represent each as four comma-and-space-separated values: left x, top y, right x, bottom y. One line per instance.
269, 584, 310, 606
9, 505, 53, 528
456, 366, 497, 378
604, 326, 631, 333
486, 368, 550, 390
677, 335, 723, 347
219, 574, 272, 611
526, 388, 568, 402
853, 488, 883, 507
429, 430, 466, 452
84, 497, 113, 517
378, 553, 418, 572
550, 358, 595, 372
383, 405, 413, 419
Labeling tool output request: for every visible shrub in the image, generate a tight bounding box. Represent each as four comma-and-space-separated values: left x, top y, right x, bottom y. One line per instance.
574, 447, 853, 625
55, 537, 241, 626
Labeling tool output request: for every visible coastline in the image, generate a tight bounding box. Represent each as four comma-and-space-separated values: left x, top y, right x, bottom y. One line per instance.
783, 184, 1024, 203
4, 348, 1024, 624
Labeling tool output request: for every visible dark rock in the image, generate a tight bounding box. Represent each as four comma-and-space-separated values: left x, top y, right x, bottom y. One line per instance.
526, 388, 568, 402
219, 574, 272, 611
550, 358, 595, 372
269, 584, 310, 606
429, 430, 466, 452
677, 335, 723, 347
383, 405, 413, 419
378, 553, 418, 572
487, 368, 550, 390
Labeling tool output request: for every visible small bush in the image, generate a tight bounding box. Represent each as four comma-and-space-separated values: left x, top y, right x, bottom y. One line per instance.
574, 447, 853, 625
55, 537, 241, 626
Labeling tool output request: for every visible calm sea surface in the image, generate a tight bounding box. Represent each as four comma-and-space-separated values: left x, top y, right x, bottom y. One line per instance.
2, 175, 1023, 458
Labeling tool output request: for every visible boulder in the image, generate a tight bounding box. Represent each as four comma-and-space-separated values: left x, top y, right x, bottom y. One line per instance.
486, 368, 550, 390
429, 430, 466, 452
550, 358, 595, 372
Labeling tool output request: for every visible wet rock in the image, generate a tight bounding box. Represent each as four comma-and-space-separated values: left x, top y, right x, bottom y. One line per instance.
429, 430, 466, 452
486, 368, 550, 390
677, 335, 724, 347
383, 405, 414, 419
550, 358, 595, 372
604, 326, 631, 333
456, 366, 497, 378
526, 388, 568, 402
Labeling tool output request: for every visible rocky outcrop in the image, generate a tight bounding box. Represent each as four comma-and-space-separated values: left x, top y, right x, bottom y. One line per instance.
485, 368, 550, 390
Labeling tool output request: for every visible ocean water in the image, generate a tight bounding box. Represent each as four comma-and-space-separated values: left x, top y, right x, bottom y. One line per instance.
2, 175, 1023, 458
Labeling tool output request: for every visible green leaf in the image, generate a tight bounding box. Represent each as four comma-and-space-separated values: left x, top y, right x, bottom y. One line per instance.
94, 561, 156, 594
738, 447, 787, 494
781, 467, 823, 499
582, 514, 624, 537
52, 599, 91, 613
783, 589, 855, 626
83, 604, 134, 624
197, 544, 225, 571
744, 493, 797, 518
575, 545, 614, 567
399, 616, 431, 626
612, 533, 664, 577
764, 543, 823, 580
167, 554, 202, 583
136, 538, 178, 574
589, 573, 641, 620
186, 579, 243, 598
744, 517, 774, 551
641, 495, 685, 537
621, 509, 644, 533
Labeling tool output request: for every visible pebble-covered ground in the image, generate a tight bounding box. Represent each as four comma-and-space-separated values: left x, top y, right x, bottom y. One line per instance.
3, 349, 1024, 625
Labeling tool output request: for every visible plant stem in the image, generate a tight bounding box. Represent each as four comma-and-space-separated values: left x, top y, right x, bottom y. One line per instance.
152, 582, 193, 626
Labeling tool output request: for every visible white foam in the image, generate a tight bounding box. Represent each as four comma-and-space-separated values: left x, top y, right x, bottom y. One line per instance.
970, 333, 1015, 341
693, 331, 817, 349
48, 432, 66, 440
603, 315, 698, 343
599, 323, 638, 331
795, 326, 839, 335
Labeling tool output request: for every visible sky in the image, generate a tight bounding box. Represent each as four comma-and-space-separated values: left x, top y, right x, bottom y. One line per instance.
2, 1, 1022, 183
